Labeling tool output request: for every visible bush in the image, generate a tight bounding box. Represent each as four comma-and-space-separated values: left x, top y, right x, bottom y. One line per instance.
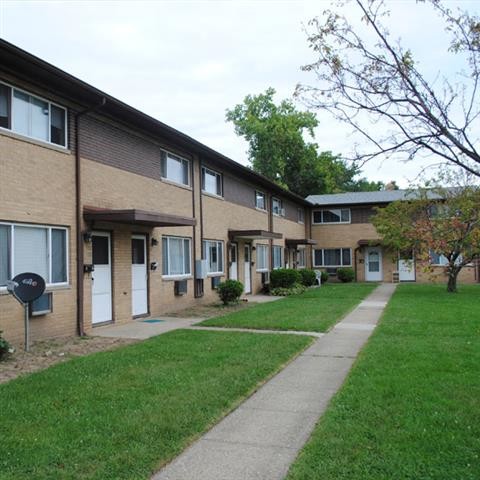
270, 268, 301, 289
270, 283, 307, 296
320, 271, 329, 284
337, 267, 355, 283
299, 269, 316, 287
217, 280, 244, 305
0, 331, 12, 360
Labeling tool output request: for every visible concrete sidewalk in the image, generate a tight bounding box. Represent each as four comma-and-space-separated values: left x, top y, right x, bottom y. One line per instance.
152, 283, 397, 480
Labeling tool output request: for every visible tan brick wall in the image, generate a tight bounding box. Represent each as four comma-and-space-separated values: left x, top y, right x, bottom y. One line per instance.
0, 134, 77, 346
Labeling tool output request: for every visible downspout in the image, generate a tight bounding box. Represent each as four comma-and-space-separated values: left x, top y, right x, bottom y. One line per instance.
195, 157, 205, 297
75, 98, 107, 336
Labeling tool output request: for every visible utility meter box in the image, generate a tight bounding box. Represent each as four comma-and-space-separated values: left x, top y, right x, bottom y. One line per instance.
195, 260, 208, 279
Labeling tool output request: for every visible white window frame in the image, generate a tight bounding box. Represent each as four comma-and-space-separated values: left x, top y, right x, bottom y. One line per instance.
272, 197, 284, 217
255, 191, 266, 210
313, 248, 352, 267
201, 166, 223, 197
297, 208, 305, 224
272, 245, 283, 269
0, 221, 69, 289
429, 250, 464, 266
297, 248, 306, 268
0, 80, 68, 148
160, 150, 190, 187
162, 236, 192, 278
203, 239, 224, 275
312, 208, 351, 225
256, 244, 269, 272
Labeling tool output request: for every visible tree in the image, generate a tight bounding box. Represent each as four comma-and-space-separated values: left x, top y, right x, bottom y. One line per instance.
297, 0, 480, 177
372, 184, 480, 292
226, 87, 382, 197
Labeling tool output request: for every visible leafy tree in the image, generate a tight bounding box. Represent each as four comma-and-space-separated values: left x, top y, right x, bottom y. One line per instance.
226, 88, 382, 197
297, 0, 480, 177
372, 184, 480, 293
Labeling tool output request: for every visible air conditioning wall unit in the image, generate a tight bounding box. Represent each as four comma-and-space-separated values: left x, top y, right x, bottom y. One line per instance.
280, 208, 286, 216
174, 280, 188, 296
195, 260, 208, 279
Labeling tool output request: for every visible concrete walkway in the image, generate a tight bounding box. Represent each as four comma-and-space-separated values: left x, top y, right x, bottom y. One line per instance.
152, 283, 396, 480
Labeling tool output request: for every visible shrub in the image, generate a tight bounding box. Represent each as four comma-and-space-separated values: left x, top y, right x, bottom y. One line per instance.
321, 271, 329, 284
299, 269, 316, 287
337, 267, 355, 283
270, 268, 301, 289
0, 331, 12, 360
270, 283, 306, 296
217, 280, 244, 305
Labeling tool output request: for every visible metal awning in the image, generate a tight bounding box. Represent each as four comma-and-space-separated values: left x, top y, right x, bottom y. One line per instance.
357, 239, 382, 246
228, 229, 282, 241
285, 238, 317, 247
83, 207, 196, 227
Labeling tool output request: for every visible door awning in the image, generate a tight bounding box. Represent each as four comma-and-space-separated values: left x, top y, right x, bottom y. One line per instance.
228, 229, 282, 241
84, 207, 196, 227
285, 238, 317, 247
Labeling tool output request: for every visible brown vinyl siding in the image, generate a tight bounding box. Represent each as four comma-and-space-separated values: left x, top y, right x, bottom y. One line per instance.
223, 173, 257, 209
351, 206, 376, 224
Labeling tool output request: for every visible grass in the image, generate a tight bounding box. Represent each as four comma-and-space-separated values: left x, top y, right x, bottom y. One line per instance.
286, 284, 480, 480
0, 329, 312, 480
200, 283, 377, 332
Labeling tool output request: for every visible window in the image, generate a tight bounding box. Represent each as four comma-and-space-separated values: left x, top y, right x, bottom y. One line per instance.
297, 208, 305, 224
256, 244, 269, 271
0, 82, 67, 147
272, 246, 283, 269
203, 240, 224, 275
162, 236, 191, 277
160, 150, 190, 186
312, 209, 351, 224
313, 248, 352, 267
272, 198, 283, 216
255, 191, 266, 210
0, 223, 68, 287
429, 250, 450, 266
201, 167, 223, 196
297, 248, 306, 268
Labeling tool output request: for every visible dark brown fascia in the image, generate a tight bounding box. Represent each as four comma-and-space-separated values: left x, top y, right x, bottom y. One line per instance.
357, 239, 382, 246
228, 229, 282, 241
83, 207, 196, 227
285, 238, 317, 247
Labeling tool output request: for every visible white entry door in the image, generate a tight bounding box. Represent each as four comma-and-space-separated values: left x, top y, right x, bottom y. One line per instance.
244, 244, 252, 294
229, 244, 238, 280
365, 247, 383, 281
91, 232, 112, 324
398, 250, 416, 281
132, 235, 148, 316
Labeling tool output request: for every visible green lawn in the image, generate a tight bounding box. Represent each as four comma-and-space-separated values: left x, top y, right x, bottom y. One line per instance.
200, 283, 377, 332
0, 329, 312, 480
286, 284, 480, 480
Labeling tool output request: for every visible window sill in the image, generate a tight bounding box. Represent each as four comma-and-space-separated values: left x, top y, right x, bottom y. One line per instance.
160, 177, 192, 191
162, 275, 193, 282
0, 283, 71, 296
202, 191, 224, 200
312, 222, 351, 226
207, 273, 224, 277
255, 207, 268, 213
0, 128, 71, 154
256, 269, 269, 273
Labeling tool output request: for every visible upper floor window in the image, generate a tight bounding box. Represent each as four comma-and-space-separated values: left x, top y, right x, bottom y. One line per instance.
312, 208, 351, 224
203, 240, 224, 275
160, 150, 190, 186
255, 191, 266, 210
0, 222, 68, 287
202, 166, 223, 196
256, 244, 269, 271
162, 236, 191, 277
313, 248, 352, 267
272, 198, 284, 216
0, 82, 67, 147
272, 245, 283, 269
298, 208, 305, 224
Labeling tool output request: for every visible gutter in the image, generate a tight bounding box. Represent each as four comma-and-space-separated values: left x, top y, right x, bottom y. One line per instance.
74, 98, 107, 336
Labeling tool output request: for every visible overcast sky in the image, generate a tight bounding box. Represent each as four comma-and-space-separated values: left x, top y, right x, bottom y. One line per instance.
1, 0, 478, 188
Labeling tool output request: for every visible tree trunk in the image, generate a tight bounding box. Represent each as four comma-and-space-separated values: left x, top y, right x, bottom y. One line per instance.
446, 267, 460, 293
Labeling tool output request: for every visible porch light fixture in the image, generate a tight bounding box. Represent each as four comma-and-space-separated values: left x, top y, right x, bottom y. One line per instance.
151, 237, 159, 247
83, 231, 93, 243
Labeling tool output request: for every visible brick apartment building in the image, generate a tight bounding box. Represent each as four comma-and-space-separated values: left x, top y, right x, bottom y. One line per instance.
0, 40, 478, 346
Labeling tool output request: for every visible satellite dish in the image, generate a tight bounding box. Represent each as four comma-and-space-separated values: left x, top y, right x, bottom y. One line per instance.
9, 272, 46, 303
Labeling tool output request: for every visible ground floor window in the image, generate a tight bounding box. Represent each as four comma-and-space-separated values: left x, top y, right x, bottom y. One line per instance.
0, 222, 68, 287
272, 245, 283, 269
297, 248, 306, 268
162, 236, 191, 277
313, 248, 351, 267
256, 244, 269, 271
203, 240, 224, 275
